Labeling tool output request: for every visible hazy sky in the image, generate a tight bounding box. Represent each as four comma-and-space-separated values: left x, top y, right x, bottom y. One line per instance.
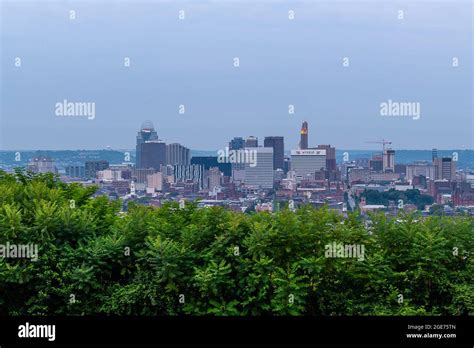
1, 0, 472, 150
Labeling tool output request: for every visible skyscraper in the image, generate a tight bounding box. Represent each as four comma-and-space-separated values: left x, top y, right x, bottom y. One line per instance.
291, 149, 326, 182
191, 156, 232, 176
85, 160, 109, 179
229, 137, 245, 150
432, 148, 438, 162
383, 149, 395, 172
208, 167, 222, 191
299, 121, 308, 149
406, 161, 436, 183
136, 121, 159, 168
140, 141, 166, 170
27, 156, 57, 174
369, 155, 383, 172
245, 136, 258, 147
264, 136, 285, 170
317, 144, 336, 171
243, 147, 274, 189
167, 143, 190, 166
434, 157, 456, 180
65, 165, 85, 178
174, 164, 204, 189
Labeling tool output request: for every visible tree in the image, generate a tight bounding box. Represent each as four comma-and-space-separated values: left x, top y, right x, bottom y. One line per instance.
0, 169, 472, 316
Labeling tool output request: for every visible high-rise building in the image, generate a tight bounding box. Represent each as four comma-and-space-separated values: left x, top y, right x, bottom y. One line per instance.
85, 160, 109, 179
395, 164, 406, 174
208, 167, 222, 191
290, 149, 326, 182
383, 149, 395, 172
229, 137, 245, 150
245, 136, 258, 147
434, 157, 456, 180
369, 155, 383, 172
299, 121, 308, 149
174, 164, 204, 189
406, 161, 436, 183
264, 136, 285, 170
97, 169, 122, 181
432, 148, 438, 161
147, 172, 164, 191
243, 147, 274, 189
139, 141, 166, 170
167, 143, 190, 166
132, 168, 157, 184
109, 164, 133, 180
65, 165, 85, 178
317, 144, 336, 171
191, 156, 232, 176
283, 156, 290, 174
136, 121, 159, 168
27, 156, 57, 174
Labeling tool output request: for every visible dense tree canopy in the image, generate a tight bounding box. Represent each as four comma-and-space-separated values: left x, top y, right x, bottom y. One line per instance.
360, 188, 434, 210
0, 170, 472, 315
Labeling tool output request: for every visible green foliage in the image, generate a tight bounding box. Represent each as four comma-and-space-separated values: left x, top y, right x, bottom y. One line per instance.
0, 169, 472, 316
361, 188, 434, 210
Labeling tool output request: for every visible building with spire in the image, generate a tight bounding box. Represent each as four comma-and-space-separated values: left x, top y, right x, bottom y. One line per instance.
299, 121, 308, 149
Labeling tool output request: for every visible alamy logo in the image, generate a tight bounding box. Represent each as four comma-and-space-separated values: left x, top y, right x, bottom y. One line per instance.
380, 99, 420, 120
217, 146, 257, 167
0, 243, 38, 261
55, 99, 95, 120
18, 322, 55, 341
325, 242, 365, 261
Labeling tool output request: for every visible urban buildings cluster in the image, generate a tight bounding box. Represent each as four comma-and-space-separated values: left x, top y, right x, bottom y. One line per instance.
24, 121, 474, 216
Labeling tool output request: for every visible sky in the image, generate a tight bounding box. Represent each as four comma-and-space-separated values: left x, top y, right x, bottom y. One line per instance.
1, 0, 473, 151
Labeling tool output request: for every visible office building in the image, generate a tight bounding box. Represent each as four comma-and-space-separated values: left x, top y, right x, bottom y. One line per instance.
167, 143, 190, 166
243, 147, 274, 189
406, 161, 436, 183
245, 136, 258, 147
283, 157, 290, 174
317, 144, 336, 171
139, 141, 166, 170
174, 164, 204, 189
229, 137, 245, 150
191, 156, 232, 176
290, 149, 326, 182
395, 164, 406, 174
136, 121, 159, 168
208, 167, 222, 191
434, 157, 456, 180
369, 155, 383, 172
97, 169, 122, 182
264, 136, 285, 170
132, 168, 157, 184
147, 172, 164, 192
27, 156, 57, 174
383, 149, 395, 172
432, 148, 438, 161
65, 165, 85, 178
85, 160, 109, 179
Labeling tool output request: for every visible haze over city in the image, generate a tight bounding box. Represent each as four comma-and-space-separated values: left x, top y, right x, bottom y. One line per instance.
1, 0, 472, 150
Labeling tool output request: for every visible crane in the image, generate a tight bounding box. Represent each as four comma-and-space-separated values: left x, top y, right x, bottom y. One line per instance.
366, 139, 392, 153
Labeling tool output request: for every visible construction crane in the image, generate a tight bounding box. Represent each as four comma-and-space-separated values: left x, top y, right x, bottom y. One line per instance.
366, 139, 392, 153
